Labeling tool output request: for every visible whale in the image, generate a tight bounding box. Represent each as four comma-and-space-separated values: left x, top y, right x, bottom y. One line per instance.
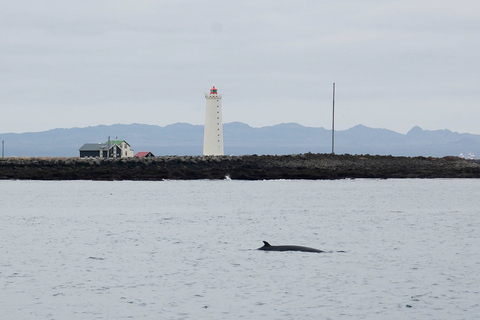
258, 241, 324, 253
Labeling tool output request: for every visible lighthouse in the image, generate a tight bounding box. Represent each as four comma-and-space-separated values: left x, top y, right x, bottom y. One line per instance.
203, 86, 224, 155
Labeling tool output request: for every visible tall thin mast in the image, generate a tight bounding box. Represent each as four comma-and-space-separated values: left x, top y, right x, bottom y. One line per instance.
331, 83, 335, 154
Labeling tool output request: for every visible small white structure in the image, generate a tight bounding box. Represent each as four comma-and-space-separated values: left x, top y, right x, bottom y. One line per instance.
203, 86, 224, 155
459, 152, 477, 160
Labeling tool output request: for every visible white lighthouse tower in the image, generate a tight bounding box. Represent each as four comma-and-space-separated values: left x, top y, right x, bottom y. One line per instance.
203, 86, 224, 155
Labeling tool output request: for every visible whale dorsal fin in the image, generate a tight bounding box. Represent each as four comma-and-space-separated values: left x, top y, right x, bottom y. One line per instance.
263, 241, 271, 247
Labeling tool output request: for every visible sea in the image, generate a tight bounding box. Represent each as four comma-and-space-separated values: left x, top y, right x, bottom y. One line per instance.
1, 179, 479, 320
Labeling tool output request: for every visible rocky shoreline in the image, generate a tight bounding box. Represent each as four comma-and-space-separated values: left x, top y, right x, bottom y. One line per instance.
1, 153, 480, 180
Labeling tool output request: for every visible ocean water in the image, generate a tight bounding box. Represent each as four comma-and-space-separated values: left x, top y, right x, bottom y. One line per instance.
1, 179, 479, 320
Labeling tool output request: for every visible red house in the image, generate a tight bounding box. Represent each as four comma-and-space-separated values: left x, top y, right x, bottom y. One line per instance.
134, 151, 155, 158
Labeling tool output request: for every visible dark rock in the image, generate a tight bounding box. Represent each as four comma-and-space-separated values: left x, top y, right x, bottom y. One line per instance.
0, 154, 479, 180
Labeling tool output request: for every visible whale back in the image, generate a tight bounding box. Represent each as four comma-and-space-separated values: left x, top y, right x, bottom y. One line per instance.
258, 241, 323, 253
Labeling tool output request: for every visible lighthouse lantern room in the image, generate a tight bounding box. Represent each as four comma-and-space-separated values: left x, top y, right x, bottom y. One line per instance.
203, 86, 224, 155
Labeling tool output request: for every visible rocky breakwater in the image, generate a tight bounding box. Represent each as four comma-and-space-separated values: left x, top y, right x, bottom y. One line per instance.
1, 154, 480, 180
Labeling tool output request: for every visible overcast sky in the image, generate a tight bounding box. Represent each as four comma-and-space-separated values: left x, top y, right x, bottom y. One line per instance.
1, 0, 479, 134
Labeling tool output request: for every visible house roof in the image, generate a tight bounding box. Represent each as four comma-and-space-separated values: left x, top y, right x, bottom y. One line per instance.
105, 140, 130, 146
134, 151, 154, 157
79, 143, 124, 151
79, 143, 107, 151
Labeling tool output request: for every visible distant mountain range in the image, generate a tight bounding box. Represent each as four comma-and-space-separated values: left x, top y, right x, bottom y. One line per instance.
1, 122, 479, 158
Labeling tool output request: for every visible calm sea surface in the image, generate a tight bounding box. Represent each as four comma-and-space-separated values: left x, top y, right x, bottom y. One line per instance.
1, 179, 479, 319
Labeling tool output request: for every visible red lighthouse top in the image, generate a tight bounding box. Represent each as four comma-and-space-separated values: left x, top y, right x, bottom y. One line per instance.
210, 86, 218, 94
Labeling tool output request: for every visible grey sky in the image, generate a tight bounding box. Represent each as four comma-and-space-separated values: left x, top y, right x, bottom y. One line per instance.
1, 0, 479, 134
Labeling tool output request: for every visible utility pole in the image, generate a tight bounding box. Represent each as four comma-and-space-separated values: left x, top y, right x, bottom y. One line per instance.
1, 140, 4, 158
331, 83, 335, 154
